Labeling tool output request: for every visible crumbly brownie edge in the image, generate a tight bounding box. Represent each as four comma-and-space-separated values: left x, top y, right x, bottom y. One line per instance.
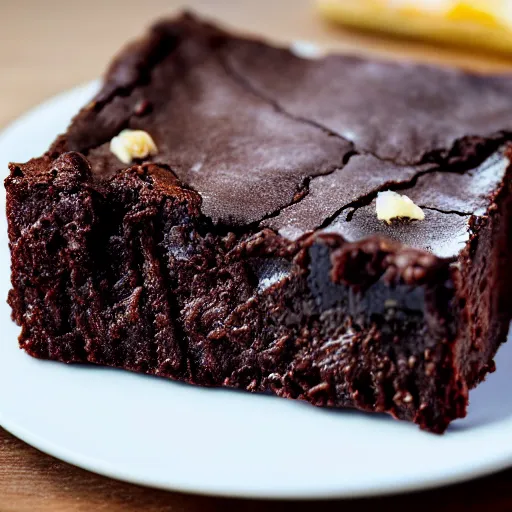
5, 151, 479, 433
454, 154, 512, 388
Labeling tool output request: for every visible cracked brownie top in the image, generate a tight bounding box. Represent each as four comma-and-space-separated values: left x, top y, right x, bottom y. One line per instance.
47, 13, 511, 258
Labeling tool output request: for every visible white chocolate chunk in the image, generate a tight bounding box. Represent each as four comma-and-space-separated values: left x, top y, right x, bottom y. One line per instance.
110, 129, 158, 164
290, 40, 325, 59
376, 190, 425, 223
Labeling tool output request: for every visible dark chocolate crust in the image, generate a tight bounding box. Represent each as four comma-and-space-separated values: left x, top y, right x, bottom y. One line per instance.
5, 13, 512, 433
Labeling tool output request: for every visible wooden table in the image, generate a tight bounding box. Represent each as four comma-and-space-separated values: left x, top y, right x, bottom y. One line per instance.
1, 0, 512, 509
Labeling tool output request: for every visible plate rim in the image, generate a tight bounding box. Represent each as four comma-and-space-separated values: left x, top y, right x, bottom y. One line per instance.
2, 412, 512, 500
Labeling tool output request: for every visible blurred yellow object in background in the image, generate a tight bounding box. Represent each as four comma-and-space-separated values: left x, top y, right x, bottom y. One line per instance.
317, 0, 512, 54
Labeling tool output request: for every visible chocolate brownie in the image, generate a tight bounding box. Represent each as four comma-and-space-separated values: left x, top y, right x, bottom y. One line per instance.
5, 13, 512, 433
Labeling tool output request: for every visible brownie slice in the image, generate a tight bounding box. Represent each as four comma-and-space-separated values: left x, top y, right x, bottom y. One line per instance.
5, 13, 512, 433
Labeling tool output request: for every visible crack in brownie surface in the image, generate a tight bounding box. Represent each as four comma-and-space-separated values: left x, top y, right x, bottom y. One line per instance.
60, 22, 351, 226
54, 13, 511, 233
223, 35, 512, 165
5, 12, 512, 433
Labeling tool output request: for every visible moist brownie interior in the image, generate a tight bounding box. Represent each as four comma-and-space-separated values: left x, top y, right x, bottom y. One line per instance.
5, 13, 512, 432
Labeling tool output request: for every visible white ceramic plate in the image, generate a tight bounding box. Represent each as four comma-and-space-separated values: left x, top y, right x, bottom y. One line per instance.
1, 81, 512, 500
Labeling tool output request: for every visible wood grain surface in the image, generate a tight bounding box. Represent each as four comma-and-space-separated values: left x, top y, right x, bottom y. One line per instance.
1, 0, 512, 510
